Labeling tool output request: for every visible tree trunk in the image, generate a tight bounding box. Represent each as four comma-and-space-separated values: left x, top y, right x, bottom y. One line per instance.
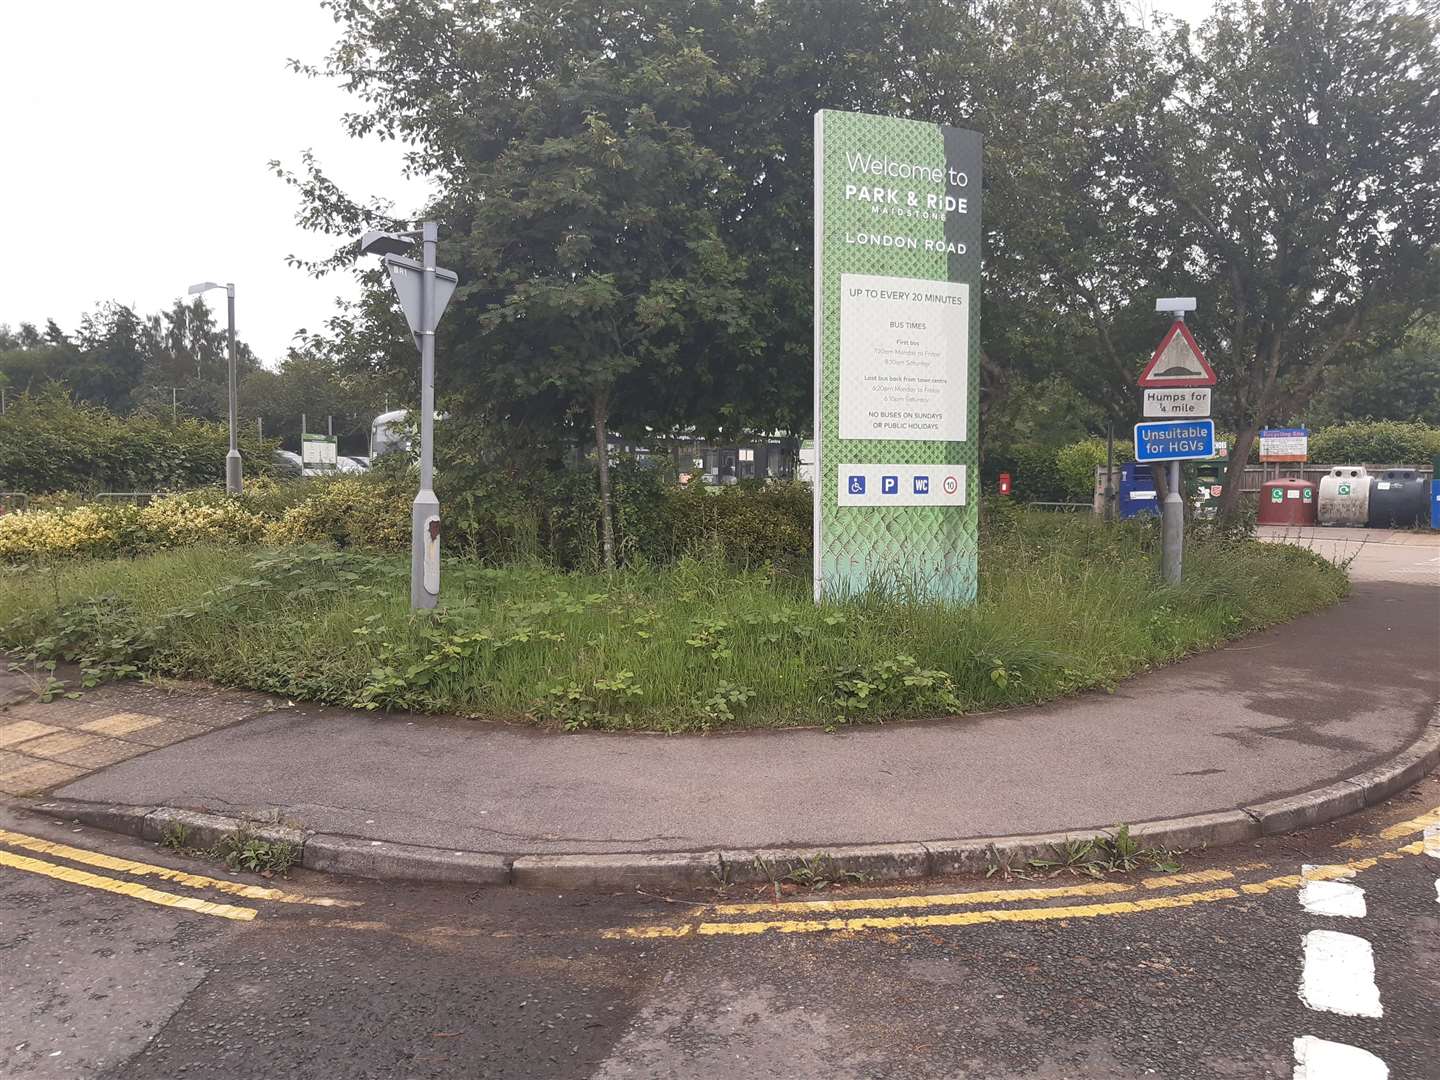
1148, 462, 1169, 500
592, 390, 616, 571
1217, 424, 1260, 520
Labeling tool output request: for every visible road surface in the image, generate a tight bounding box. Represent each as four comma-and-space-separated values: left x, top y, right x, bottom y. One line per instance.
3, 776, 1437, 1079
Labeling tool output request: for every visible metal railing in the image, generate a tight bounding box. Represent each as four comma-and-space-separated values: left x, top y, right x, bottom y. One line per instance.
91, 492, 159, 506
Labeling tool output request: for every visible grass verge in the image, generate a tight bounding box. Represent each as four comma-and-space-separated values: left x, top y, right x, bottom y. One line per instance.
0, 514, 1348, 731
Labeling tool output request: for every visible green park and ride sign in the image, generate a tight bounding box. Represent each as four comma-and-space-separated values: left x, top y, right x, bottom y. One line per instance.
812, 109, 983, 603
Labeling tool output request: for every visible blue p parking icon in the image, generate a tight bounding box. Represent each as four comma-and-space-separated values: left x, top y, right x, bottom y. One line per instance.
881, 475, 899, 495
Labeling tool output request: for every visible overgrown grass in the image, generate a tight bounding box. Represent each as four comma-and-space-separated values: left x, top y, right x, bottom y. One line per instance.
0, 514, 1348, 731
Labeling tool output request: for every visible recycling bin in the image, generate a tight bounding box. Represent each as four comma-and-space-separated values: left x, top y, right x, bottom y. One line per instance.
1119, 462, 1159, 519
1367, 468, 1428, 528
1257, 478, 1318, 526
1192, 459, 1228, 518
1317, 466, 1371, 526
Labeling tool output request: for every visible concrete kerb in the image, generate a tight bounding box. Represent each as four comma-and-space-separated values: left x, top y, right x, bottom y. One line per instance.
14, 712, 1439, 891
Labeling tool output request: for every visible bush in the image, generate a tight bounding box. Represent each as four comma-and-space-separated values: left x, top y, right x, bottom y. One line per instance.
1308, 420, 1440, 466
0, 466, 815, 572
0, 493, 267, 562
659, 481, 812, 572
981, 443, 1067, 502
265, 475, 412, 550
0, 389, 278, 494
1055, 438, 1135, 501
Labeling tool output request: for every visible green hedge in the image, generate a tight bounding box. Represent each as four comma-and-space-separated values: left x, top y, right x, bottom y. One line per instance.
0, 390, 277, 494
1308, 420, 1440, 466
983, 437, 1135, 503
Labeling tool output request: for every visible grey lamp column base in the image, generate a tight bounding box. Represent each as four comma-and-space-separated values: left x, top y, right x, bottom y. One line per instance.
225, 450, 243, 496
411, 490, 440, 609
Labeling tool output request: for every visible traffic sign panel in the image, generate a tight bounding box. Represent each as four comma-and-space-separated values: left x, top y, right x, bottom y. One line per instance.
1134, 419, 1216, 462
383, 254, 459, 352
1138, 321, 1216, 388
1143, 387, 1211, 417
1259, 427, 1308, 462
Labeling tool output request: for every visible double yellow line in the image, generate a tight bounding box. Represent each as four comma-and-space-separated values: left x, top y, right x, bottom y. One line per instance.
0, 827, 355, 921
602, 806, 1440, 941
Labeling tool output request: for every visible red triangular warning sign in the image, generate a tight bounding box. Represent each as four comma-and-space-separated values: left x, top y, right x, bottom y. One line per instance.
1138, 321, 1216, 388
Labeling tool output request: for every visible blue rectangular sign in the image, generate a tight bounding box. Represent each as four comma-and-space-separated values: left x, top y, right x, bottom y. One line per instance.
1134, 419, 1215, 463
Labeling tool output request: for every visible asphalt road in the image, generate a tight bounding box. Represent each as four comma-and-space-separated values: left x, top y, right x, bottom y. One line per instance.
3, 773, 1438, 1080
1255, 524, 1439, 584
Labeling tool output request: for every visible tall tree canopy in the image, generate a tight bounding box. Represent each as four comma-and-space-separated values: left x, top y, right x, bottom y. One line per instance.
279, 0, 1440, 528
1155, 0, 1440, 511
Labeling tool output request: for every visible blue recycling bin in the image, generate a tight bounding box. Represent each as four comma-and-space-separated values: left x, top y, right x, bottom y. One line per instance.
1119, 462, 1160, 519
1431, 479, 1440, 529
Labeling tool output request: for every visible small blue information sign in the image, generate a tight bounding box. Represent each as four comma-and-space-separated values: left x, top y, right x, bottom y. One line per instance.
1134, 419, 1215, 463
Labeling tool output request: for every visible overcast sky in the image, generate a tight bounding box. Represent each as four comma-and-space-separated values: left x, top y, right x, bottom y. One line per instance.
1, 0, 1212, 367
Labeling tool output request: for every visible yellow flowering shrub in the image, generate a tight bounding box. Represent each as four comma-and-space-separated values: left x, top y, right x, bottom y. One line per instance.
135, 496, 267, 547
0, 476, 412, 563
266, 477, 409, 551
0, 505, 127, 561
0, 493, 265, 562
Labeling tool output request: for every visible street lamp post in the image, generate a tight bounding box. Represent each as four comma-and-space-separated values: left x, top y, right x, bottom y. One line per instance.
358, 223, 458, 610
188, 281, 242, 495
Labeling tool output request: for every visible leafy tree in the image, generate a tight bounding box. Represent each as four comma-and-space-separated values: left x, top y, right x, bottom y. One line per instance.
0, 299, 267, 422
239, 347, 387, 454
1153, 0, 1440, 516
285, 1, 777, 566
1307, 318, 1440, 426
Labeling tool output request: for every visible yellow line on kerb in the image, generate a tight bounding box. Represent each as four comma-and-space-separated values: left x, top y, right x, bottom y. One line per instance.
1377, 806, 1440, 840
706, 879, 1133, 918
0, 849, 256, 921
602, 888, 1242, 939
600, 837, 1434, 941
0, 829, 353, 907
1334, 805, 1440, 848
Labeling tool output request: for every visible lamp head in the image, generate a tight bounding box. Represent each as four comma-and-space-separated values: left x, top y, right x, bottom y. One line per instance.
188, 281, 223, 296
359, 229, 421, 257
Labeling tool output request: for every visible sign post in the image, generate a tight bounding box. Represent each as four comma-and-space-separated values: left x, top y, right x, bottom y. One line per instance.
301, 432, 339, 470
1139, 298, 1215, 584
1259, 427, 1309, 476
359, 223, 459, 610
812, 110, 982, 602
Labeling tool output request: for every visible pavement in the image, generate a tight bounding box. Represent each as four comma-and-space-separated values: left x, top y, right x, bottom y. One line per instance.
0, 529, 1436, 889
2, 783, 1438, 1078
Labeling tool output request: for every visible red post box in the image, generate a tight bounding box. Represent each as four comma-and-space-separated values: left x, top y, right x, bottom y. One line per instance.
998, 472, 1012, 496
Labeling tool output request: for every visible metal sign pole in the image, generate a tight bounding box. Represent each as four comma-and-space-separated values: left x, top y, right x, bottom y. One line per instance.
412, 222, 440, 610
224, 284, 243, 494
358, 222, 456, 610
1159, 304, 1187, 583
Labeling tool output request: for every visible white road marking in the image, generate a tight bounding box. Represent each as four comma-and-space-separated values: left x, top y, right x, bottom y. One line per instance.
1299, 865, 1366, 918
1423, 825, 1439, 859
1292, 1035, 1388, 1079
1299, 930, 1383, 1017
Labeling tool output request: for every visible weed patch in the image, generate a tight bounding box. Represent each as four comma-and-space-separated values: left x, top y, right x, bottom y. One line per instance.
0, 515, 1349, 731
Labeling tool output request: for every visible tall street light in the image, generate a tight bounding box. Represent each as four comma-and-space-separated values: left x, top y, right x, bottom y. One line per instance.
187, 281, 242, 494
358, 222, 458, 609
